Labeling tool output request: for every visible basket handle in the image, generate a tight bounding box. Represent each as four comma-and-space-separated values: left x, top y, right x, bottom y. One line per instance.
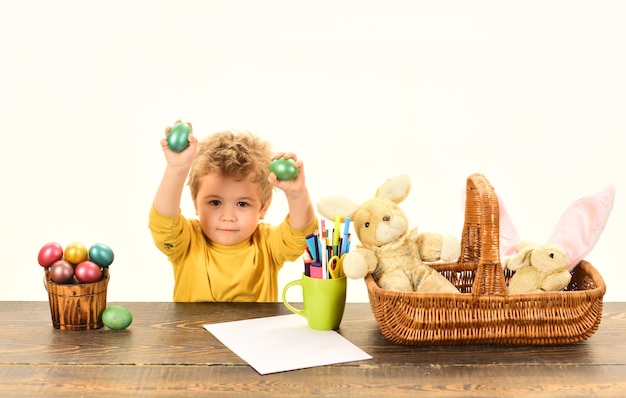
43, 269, 50, 292
461, 173, 508, 296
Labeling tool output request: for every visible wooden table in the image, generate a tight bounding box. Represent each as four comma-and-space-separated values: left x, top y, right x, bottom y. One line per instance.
0, 301, 624, 397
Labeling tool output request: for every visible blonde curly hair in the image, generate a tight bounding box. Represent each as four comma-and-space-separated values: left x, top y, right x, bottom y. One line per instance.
188, 130, 273, 208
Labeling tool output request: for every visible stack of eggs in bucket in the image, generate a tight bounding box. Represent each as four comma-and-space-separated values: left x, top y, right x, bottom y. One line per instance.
38, 242, 112, 284
37, 242, 132, 330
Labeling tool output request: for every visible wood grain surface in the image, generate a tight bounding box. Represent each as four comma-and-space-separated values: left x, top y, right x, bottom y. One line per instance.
1, 301, 624, 397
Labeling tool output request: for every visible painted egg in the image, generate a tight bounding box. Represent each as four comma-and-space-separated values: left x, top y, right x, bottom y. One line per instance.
64, 242, 88, 265
102, 306, 133, 330
269, 158, 299, 180
38, 242, 64, 268
74, 260, 103, 283
89, 243, 114, 268
166, 122, 191, 152
49, 259, 75, 284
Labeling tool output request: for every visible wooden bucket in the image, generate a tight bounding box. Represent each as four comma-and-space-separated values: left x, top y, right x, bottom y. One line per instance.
44, 269, 109, 331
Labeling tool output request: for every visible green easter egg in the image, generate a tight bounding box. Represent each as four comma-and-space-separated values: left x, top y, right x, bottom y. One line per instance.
166, 122, 191, 152
269, 158, 298, 180
88, 243, 114, 268
102, 306, 133, 330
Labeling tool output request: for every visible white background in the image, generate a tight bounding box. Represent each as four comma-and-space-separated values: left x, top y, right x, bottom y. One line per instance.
1, 1, 623, 302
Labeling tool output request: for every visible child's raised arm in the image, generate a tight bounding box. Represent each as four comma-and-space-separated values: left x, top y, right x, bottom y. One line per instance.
153, 122, 198, 217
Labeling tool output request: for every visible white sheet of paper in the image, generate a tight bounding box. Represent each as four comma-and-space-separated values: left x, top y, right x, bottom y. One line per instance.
204, 314, 372, 375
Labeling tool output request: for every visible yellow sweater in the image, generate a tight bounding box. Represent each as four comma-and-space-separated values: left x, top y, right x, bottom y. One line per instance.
149, 205, 316, 302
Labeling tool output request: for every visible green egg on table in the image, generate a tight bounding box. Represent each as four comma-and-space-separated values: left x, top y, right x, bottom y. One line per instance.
166, 122, 191, 152
102, 306, 133, 330
269, 158, 298, 180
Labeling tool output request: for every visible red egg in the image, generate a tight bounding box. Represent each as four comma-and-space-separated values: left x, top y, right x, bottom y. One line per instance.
38, 242, 64, 268
49, 260, 75, 284
75, 260, 103, 283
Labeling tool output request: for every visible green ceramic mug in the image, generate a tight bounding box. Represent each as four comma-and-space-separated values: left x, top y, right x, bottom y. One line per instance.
282, 274, 347, 330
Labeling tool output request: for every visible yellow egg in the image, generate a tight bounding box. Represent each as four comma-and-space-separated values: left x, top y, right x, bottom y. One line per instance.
64, 242, 88, 265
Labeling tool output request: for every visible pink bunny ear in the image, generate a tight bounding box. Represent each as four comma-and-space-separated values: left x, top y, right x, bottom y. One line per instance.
546, 186, 615, 271
498, 194, 521, 257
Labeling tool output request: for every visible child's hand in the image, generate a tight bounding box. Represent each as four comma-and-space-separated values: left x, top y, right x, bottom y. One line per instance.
269, 152, 315, 230
268, 152, 307, 194
160, 121, 198, 170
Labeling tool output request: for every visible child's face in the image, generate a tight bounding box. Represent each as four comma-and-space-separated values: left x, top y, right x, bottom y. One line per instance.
194, 173, 269, 246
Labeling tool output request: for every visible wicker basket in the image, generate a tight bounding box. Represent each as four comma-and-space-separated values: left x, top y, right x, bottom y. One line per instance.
366, 173, 606, 345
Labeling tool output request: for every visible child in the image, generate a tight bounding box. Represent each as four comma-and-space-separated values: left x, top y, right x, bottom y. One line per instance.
149, 122, 317, 302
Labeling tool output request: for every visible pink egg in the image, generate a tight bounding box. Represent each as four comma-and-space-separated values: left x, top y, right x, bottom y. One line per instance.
75, 260, 103, 283
38, 242, 64, 268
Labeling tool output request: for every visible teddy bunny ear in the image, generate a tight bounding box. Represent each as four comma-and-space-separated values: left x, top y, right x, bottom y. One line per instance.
317, 196, 359, 221
546, 186, 615, 271
503, 245, 534, 271
376, 174, 411, 204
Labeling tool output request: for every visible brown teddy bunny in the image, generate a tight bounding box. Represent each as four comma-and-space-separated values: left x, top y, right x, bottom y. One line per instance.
317, 174, 460, 294
499, 185, 615, 294
503, 242, 572, 294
